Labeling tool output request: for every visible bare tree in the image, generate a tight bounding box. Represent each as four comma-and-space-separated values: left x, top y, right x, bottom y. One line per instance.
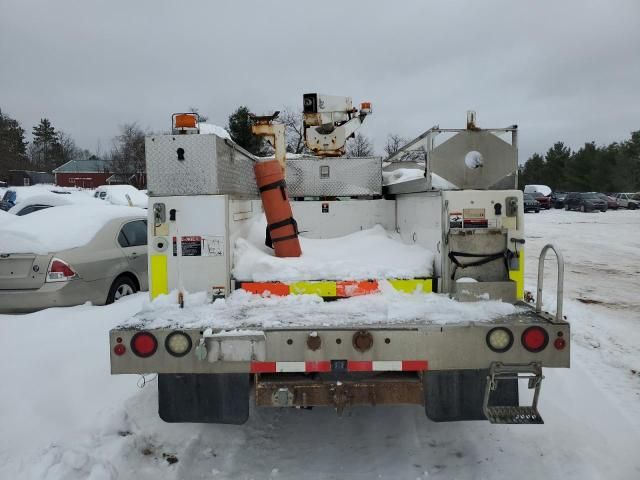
58, 130, 81, 163
279, 108, 306, 154
110, 123, 146, 187
188, 107, 208, 123
346, 133, 373, 157
384, 133, 408, 157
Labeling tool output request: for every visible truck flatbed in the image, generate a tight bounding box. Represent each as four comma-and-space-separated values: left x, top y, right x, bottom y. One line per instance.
116, 290, 559, 333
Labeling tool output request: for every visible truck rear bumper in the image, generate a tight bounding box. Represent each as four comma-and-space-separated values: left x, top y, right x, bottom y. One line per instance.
110, 306, 569, 375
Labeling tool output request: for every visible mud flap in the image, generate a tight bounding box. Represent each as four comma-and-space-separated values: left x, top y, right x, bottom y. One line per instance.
158, 374, 250, 424
424, 369, 518, 422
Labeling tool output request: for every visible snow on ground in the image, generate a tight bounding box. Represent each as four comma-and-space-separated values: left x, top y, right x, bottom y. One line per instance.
234, 220, 434, 281
1, 210, 640, 479
0, 204, 146, 254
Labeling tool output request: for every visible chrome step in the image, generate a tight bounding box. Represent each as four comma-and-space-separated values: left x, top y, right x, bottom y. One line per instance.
484, 362, 544, 425
485, 405, 543, 424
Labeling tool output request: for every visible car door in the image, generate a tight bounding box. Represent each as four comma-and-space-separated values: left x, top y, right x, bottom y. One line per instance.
117, 220, 148, 290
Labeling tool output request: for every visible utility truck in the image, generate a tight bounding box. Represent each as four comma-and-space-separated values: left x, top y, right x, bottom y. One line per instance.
109, 97, 569, 425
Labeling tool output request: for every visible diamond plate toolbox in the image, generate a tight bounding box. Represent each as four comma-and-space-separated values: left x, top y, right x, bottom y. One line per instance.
146, 134, 259, 197
286, 156, 382, 196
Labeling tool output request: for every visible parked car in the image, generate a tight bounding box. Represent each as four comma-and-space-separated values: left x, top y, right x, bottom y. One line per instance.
614, 192, 640, 210
564, 192, 608, 212
551, 192, 568, 209
0, 205, 148, 313
523, 193, 540, 213
524, 185, 552, 209
7, 192, 102, 216
93, 185, 148, 208
0, 186, 81, 211
597, 193, 618, 210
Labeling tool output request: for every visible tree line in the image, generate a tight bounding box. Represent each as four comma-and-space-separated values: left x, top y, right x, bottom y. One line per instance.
518, 131, 640, 193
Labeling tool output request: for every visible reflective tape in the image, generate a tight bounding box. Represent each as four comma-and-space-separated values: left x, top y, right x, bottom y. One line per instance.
150, 255, 168, 299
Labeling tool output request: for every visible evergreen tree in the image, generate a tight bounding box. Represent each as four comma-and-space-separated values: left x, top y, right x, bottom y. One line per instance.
0, 108, 28, 181
31, 118, 63, 170
227, 106, 264, 155
518, 153, 545, 188
544, 142, 572, 190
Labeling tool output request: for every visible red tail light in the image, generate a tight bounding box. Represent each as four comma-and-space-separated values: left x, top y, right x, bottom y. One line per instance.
131, 332, 158, 358
46, 258, 77, 282
113, 344, 126, 356
521, 327, 549, 352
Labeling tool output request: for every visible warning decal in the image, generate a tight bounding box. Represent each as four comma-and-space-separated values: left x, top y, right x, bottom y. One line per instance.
449, 212, 463, 229
462, 208, 488, 228
181, 235, 202, 256
202, 236, 224, 257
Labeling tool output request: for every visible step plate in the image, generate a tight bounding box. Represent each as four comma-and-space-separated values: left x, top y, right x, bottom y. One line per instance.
485, 406, 544, 424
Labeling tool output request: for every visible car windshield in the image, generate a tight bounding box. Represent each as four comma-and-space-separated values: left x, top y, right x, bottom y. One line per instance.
3, 191, 16, 202
524, 194, 535, 201
582, 193, 600, 200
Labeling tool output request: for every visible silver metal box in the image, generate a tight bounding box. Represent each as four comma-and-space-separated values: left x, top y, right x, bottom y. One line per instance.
146, 134, 259, 197
286, 156, 382, 197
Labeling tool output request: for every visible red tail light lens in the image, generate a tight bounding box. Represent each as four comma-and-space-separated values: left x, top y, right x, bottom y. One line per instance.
46, 258, 77, 282
554, 337, 567, 350
130, 332, 158, 358
521, 327, 549, 352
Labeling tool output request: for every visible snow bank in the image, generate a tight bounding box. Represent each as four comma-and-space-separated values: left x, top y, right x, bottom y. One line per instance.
0, 210, 15, 224
0, 205, 146, 254
233, 219, 434, 281
128, 283, 520, 330
198, 122, 231, 139
0, 294, 145, 480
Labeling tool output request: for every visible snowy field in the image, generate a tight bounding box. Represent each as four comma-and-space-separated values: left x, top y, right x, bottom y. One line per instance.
1, 210, 639, 479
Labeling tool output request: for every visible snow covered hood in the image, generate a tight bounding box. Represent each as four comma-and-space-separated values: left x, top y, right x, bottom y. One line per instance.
233, 221, 434, 282
124, 285, 522, 330
0, 204, 146, 254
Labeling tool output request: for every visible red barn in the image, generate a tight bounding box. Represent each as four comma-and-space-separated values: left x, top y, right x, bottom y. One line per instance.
53, 158, 113, 188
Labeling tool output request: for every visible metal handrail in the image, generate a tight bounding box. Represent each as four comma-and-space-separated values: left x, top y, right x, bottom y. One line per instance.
536, 244, 564, 321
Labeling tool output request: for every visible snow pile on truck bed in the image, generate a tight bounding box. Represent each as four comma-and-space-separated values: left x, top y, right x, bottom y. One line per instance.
234, 221, 434, 281
124, 284, 521, 330
0, 205, 146, 254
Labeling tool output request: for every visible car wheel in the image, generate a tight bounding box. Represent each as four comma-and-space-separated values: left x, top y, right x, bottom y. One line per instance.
630, 203, 637, 210
601, 208, 607, 212
107, 275, 138, 304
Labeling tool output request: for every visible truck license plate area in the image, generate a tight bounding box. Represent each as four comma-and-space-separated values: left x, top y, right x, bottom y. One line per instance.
255, 372, 424, 415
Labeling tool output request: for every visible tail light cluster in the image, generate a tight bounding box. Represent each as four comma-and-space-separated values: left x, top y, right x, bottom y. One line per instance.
113, 331, 193, 358
486, 326, 565, 353
46, 258, 77, 282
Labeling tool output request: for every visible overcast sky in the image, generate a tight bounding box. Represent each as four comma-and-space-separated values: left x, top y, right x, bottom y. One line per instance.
1, 0, 639, 161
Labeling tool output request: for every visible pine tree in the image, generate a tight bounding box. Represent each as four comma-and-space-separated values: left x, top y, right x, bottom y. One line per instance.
519, 153, 545, 188
0, 109, 28, 181
544, 142, 572, 190
31, 118, 63, 171
227, 106, 264, 155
